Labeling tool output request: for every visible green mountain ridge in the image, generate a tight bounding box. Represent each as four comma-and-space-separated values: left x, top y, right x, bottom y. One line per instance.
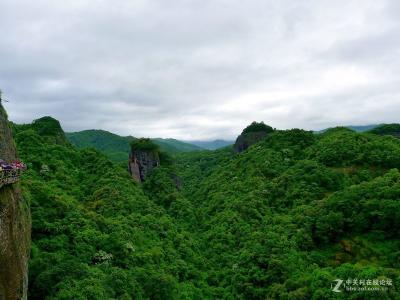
152, 138, 204, 153
317, 124, 380, 133
66, 129, 204, 163
182, 139, 234, 150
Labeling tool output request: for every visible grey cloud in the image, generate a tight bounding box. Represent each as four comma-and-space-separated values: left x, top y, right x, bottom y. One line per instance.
0, 0, 399, 140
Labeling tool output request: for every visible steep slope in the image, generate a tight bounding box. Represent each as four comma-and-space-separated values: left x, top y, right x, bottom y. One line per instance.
15, 119, 208, 299
174, 128, 400, 299
0, 104, 30, 300
174, 148, 235, 199
66, 130, 202, 163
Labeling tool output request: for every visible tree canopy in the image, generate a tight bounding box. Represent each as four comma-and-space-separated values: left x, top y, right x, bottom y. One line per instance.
13, 118, 400, 299
242, 121, 274, 134
130, 138, 160, 152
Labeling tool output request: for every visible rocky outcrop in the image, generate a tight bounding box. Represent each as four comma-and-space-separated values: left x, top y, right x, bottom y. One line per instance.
128, 139, 160, 183
0, 104, 31, 300
129, 150, 160, 183
234, 122, 274, 153
234, 131, 269, 153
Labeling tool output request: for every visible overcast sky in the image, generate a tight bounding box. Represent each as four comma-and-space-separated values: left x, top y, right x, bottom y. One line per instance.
1, 0, 399, 140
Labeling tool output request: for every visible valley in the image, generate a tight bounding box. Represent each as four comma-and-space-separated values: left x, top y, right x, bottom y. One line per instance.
7, 114, 400, 299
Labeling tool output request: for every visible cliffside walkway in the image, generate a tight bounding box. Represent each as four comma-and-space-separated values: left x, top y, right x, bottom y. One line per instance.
0, 161, 26, 189
0, 169, 24, 188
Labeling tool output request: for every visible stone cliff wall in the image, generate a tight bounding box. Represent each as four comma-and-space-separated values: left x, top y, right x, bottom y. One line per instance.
128, 150, 160, 183
0, 104, 31, 300
234, 131, 268, 153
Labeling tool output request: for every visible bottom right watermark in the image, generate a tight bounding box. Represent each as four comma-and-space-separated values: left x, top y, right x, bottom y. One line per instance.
331, 278, 393, 293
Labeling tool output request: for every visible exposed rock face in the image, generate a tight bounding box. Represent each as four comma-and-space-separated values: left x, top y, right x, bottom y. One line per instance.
234, 131, 268, 153
0, 104, 31, 300
128, 150, 160, 183
234, 122, 274, 153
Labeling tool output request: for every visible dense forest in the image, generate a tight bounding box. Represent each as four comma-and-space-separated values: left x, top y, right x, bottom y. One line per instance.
11, 117, 400, 299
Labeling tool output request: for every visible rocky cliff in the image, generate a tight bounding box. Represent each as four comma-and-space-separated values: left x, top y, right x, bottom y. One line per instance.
128, 138, 160, 183
234, 122, 274, 153
234, 131, 269, 152
0, 104, 30, 300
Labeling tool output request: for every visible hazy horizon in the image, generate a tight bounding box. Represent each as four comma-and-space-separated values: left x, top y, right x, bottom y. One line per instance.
1, 0, 400, 140
26, 116, 382, 142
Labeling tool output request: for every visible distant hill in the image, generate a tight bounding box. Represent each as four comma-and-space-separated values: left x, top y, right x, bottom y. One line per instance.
368, 123, 400, 138
66, 130, 203, 163
66, 130, 132, 163
316, 124, 379, 133
347, 124, 380, 132
184, 139, 233, 150
153, 138, 204, 153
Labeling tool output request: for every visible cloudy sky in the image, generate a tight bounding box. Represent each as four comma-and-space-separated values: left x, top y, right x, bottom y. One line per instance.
1, 0, 399, 140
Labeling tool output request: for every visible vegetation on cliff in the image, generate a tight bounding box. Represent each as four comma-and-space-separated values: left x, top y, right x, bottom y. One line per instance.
241, 121, 274, 134
130, 138, 160, 152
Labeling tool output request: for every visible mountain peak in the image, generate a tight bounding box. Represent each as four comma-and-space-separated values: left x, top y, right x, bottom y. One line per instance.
31, 116, 68, 145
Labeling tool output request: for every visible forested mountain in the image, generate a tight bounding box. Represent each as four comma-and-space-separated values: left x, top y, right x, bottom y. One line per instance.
317, 124, 379, 133
66, 130, 202, 163
174, 127, 400, 298
11, 117, 400, 299
152, 138, 204, 153
369, 123, 400, 138
347, 124, 380, 132
183, 139, 233, 150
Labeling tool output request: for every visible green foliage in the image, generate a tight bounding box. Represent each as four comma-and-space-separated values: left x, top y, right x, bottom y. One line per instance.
16, 119, 400, 299
369, 123, 400, 136
14, 116, 69, 146
17, 122, 206, 300
31, 117, 64, 136
242, 121, 274, 134
307, 128, 400, 168
173, 128, 400, 298
130, 138, 160, 152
